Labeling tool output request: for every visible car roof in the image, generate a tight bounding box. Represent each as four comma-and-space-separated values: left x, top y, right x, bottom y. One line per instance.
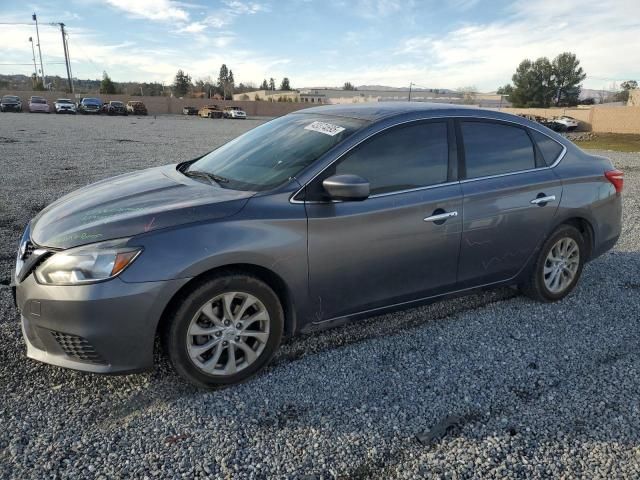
293, 102, 480, 121
291, 102, 570, 145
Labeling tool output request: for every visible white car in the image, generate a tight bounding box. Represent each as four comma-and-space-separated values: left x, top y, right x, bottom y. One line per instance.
551, 116, 579, 131
54, 99, 77, 114
223, 106, 247, 119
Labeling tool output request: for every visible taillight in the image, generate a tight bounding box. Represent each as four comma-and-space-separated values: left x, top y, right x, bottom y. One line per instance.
605, 169, 624, 193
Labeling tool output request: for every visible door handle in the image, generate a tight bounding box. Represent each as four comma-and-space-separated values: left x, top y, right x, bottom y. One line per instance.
530, 195, 556, 205
424, 211, 458, 222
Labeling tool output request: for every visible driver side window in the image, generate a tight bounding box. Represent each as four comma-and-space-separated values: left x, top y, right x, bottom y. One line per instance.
334, 121, 449, 196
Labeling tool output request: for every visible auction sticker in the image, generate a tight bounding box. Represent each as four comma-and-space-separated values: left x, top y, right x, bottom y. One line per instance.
304, 121, 346, 136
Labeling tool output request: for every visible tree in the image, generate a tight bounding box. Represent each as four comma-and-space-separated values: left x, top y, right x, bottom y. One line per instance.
509, 57, 555, 107
496, 84, 513, 96
507, 52, 586, 107
228, 69, 235, 98
615, 80, 638, 102
217, 64, 230, 99
100, 71, 116, 94
269, 77, 276, 90
552, 52, 586, 106
343, 82, 356, 90
280, 77, 291, 91
457, 86, 477, 105
260, 79, 269, 90
173, 69, 192, 96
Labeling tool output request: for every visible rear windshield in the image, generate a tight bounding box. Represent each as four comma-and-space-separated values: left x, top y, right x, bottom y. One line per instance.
188, 114, 368, 191
31, 98, 46, 104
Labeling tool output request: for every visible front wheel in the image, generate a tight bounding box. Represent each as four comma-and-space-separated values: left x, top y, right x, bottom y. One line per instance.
163, 274, 284, 388
521, 224, 585, 302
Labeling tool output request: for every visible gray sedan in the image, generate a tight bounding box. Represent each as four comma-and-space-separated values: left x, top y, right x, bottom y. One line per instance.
14, 103, 623, 388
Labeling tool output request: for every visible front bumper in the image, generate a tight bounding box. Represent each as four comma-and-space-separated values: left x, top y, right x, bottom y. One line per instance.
16, 273, 190, 373
2, 104, 21, 111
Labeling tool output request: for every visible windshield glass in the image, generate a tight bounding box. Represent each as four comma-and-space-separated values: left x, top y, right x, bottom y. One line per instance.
56, 99, 72, 103
31, 98, 46, 104
188, 114, 367, 191
111, 101, 123, 106
3, 96, 19, 101
83, 98, 101, 104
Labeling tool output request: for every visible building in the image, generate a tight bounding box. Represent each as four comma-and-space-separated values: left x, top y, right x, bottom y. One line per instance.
233, 90, 301, 102
235, 87, 508, 107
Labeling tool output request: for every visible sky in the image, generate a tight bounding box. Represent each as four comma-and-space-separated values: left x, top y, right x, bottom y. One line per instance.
0, 0, 639, 91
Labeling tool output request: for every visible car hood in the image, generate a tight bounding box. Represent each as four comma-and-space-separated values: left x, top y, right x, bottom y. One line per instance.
31, 164, 254, 249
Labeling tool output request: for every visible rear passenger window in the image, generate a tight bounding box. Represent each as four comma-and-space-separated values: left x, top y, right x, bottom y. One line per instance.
461, 122, 536, 178
334, 122, 449, 195
530, 130, 564, 166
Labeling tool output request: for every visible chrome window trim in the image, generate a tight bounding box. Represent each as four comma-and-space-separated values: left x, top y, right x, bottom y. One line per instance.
289, 114, 568, 204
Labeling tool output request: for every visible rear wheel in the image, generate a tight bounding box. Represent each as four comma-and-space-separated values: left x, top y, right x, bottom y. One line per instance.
521, 224, 585, 302
164, 274, 284, 388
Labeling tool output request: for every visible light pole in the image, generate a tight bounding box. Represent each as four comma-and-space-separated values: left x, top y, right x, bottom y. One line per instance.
408, 82, 414, 102
32, 13, 46, 88
28, 37, 38, 87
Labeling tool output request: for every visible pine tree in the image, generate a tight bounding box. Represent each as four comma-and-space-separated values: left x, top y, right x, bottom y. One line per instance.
100, 71, 117, 94
172, 69, 192, 97
218, 64, 229, 99
280, 77, 291, 91
269, 78, 276, 91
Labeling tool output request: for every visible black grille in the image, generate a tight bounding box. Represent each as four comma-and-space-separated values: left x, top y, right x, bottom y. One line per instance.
51, 331, 106, 364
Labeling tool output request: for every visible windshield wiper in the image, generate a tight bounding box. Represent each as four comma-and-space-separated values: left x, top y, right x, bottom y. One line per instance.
183, 169, 230, 185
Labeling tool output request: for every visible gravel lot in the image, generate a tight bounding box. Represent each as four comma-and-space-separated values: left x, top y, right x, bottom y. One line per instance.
1, 113, 639, 479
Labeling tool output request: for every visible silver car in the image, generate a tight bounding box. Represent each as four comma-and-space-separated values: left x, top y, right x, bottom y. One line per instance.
14, 103, 623, 388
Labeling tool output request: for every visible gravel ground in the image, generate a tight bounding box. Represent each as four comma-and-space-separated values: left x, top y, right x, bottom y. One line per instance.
1, 113, 639, 479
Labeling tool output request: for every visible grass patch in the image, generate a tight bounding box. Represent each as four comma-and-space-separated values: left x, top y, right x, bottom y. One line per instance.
574, 133, 640, 152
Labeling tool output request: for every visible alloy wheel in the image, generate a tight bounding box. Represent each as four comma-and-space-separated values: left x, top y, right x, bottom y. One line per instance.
543, 237, 580, 294
186, 292, 270, 376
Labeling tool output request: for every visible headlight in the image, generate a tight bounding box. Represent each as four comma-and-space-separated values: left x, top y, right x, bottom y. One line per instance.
35, 242, 142, 285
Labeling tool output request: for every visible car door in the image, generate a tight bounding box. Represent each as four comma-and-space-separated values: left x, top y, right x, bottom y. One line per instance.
304, 120, 463, 322
456, 119, 563, 287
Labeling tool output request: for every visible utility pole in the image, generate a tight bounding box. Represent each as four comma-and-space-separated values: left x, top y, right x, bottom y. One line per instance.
58, 23, 74, 93
32, 13, 45, 88
408, 82, 414, 102
28, 37, 38, 87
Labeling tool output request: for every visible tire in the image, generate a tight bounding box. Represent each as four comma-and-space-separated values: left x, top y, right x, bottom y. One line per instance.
163, 274, 284, 388
520, 224, 585, 302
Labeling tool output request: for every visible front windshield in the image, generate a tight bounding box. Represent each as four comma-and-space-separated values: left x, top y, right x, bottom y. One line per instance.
84, 98, 101, 104
57, 99, 72, 103
111, 101, 123, 106
188, 114, 368, 191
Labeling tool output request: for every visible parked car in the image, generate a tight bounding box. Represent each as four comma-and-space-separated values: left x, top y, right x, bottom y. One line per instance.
14, 104, 623, 388
126, 101, 148, 116
1, 95, 22, 112
28, 96, 50, 113
105, 100, 128, 116
77, 97, 102, 114
54, 98, 76, 114
223, 106, 247, 119
198, 104, 223, 118
550, 116, 579, 132
183, 106, 198, 115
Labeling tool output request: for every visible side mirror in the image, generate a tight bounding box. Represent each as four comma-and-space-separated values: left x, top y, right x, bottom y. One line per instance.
322, 174, 370, 201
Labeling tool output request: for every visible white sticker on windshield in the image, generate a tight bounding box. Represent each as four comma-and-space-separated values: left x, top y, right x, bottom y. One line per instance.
304, 121, 346, 136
